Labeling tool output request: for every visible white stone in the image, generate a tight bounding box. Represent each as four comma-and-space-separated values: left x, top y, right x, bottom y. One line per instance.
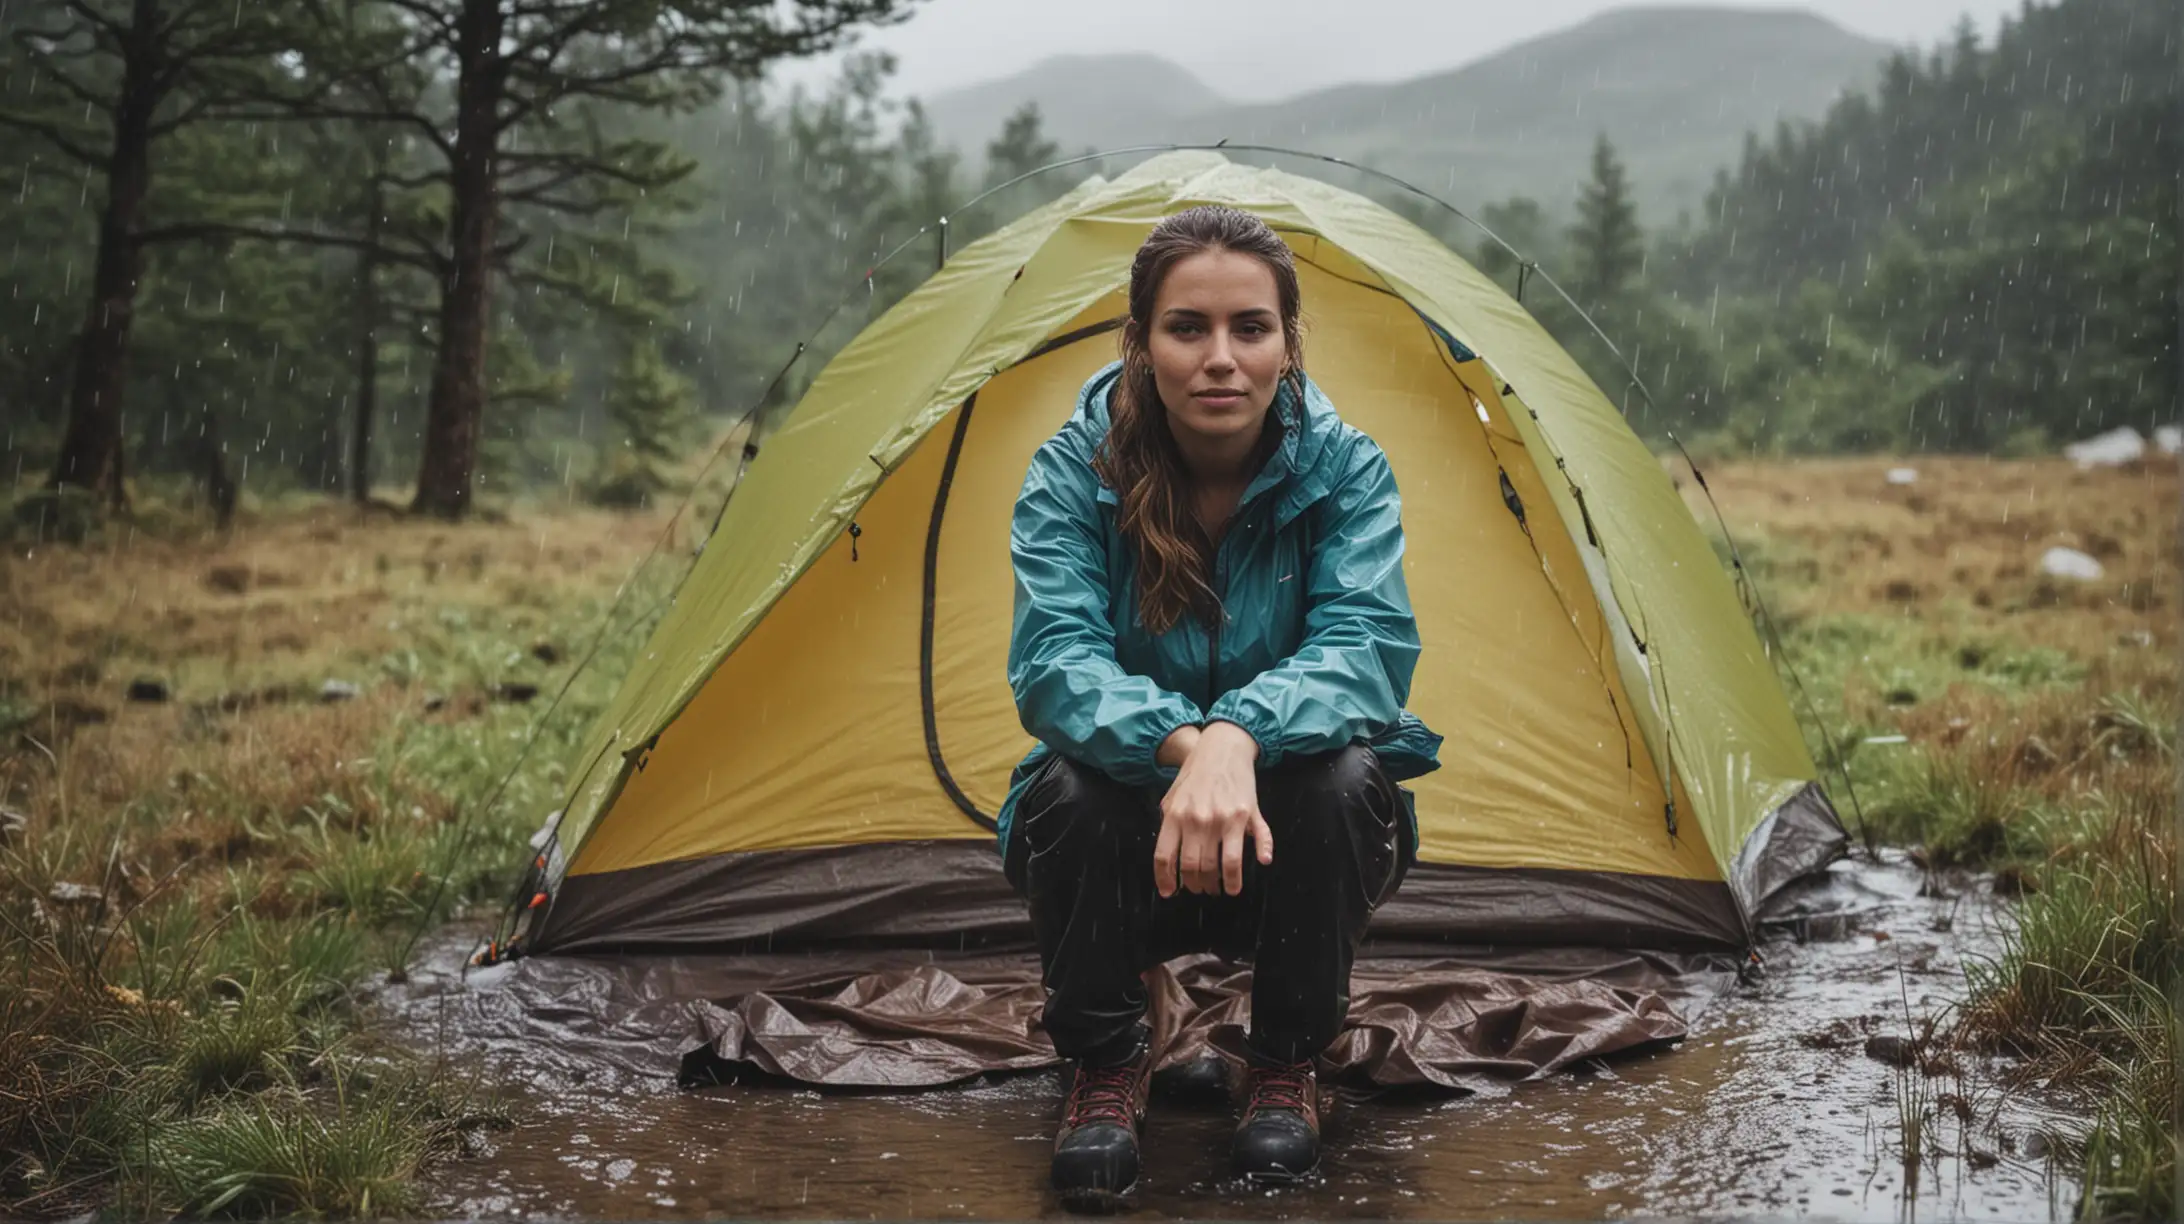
2155, 425, 2181, 456
1885, 467, 1919, 485
2038, 547, 2104, 581
2063, 426, 2145, 468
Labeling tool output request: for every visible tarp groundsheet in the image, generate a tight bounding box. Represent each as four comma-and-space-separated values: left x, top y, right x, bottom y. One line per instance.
467, 943, 1738, 1094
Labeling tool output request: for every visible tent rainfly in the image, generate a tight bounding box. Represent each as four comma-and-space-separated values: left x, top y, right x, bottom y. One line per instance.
504, 150, 1845, 1004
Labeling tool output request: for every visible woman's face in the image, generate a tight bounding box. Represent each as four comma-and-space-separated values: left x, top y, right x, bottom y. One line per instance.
1144, 249, 1287, 451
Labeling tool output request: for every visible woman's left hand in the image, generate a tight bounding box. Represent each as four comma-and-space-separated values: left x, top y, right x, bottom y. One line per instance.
1154, 722, 1273, 897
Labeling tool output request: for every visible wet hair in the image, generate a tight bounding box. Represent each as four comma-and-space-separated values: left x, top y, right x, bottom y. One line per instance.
1092, 204, 1304, 634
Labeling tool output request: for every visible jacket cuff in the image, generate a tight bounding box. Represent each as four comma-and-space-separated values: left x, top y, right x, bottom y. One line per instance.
1203, 699, 1281, 769
1140, 703, 1206, 784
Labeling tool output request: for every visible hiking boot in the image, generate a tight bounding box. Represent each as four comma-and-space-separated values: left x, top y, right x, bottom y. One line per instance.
1050, 1041, 1153, 1206
1231, 1059, 1320, 1182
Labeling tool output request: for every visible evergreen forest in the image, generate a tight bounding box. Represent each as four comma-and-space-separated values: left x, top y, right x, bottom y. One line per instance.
1, 0, 2174, 522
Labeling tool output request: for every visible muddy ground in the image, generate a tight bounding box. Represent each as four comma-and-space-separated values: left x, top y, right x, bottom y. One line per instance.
381, 853, 2081, 1221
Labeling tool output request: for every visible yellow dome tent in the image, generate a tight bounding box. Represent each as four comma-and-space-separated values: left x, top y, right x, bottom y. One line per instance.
506, 150, 1844, 972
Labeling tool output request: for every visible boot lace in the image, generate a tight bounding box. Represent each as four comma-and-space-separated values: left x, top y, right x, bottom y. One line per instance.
1248, 1063, 1314, 1115
1063, 1061, 1141, 1129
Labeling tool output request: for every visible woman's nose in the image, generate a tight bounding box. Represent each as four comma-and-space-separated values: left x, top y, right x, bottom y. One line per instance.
1205, 333, 1236, 374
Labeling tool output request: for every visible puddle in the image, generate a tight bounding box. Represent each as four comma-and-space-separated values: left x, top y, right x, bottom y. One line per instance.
379, 853, 2080, 1219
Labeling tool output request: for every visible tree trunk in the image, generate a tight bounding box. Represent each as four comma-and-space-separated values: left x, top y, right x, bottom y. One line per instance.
197, 406, 236, 530
48, 1, 161, 510
349, 178, 383, 503
411, 0, 504, 520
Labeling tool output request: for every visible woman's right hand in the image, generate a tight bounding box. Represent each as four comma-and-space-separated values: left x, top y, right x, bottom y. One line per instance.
1154, 722, 1273, 898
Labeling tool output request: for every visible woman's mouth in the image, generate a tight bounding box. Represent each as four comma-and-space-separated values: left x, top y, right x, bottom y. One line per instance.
1194, 388, 1246, 408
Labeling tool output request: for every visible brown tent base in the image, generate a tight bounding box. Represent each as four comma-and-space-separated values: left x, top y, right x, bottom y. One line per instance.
474, 944, 1736, 1095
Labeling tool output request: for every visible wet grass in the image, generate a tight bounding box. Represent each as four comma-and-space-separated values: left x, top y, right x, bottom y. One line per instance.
146, 1071, 482, 1219
0, 494, 687, 1217
1690, 456, 2178, 1222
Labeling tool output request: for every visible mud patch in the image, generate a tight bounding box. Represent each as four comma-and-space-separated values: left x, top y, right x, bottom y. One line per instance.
379, 855, 2080, 1219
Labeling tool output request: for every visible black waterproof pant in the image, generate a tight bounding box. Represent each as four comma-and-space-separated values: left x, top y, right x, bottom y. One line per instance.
1002, 743, 1409, 1069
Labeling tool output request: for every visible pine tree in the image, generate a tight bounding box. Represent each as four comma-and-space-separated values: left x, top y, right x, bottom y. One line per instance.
892, 98, 962, 280
593, 337, 694, 509
1567, 133, 1642, 309
0, 0, 306, 508
985, 104, 1061, 186
976, 103, 1064, 232
299, 0, 917, 520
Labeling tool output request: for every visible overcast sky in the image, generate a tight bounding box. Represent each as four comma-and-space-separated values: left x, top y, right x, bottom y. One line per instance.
779, 0, 2024, 103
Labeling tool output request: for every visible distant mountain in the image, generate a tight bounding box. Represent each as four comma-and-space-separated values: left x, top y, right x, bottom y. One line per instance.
920, 52, 1229, 159
920, 7, 1892, 221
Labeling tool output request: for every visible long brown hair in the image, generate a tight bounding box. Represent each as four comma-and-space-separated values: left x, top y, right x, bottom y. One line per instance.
1092, 205, 1304, 634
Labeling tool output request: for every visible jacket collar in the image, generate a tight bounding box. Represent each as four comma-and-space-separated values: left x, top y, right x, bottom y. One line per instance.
1079, 362, 1338, 528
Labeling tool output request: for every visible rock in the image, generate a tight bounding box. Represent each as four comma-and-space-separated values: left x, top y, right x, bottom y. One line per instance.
47, 881, 104, 907
2037, 547, 2103, 581
205, 563, 254, 594
318, 679, 361, 704
2022, 1131, 2052, 1160
530, 640, 562, 665
423, 692, 449, 713
126, 678, 170, 703
1863, 1034, 1919, 1068
1886, 466, 1920, 485
1966, 1147, 1999, 1170
2156, 424, 2181, 456
0, 808, 25, 843
493, 682, 541, 704
2063, 425, 2146, 468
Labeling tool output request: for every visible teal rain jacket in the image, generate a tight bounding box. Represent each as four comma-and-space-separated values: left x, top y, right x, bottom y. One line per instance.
998, 362, 1443, 854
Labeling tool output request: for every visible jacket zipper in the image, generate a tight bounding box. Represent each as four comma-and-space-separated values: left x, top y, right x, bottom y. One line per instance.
1206, 525, 1235, 709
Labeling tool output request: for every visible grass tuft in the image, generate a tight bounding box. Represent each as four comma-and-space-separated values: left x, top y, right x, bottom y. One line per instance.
167, 994, 305, 1104
2072, 980, 2177, 1224
147, 1077, 463, 1219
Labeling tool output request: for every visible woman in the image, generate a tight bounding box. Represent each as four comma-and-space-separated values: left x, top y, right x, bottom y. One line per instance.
999, 204, 1442, 1203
